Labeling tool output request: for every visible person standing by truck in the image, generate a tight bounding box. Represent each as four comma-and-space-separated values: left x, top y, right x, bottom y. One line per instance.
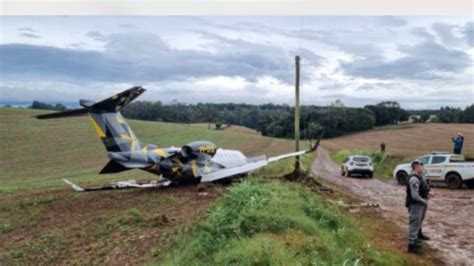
380, 142, 386, 153
452, 133, 464, 154
406, 161, 430, 254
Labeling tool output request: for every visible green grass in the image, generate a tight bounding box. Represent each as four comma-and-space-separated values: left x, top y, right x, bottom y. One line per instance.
18, 195, 57, 208
0, 107, 293, 192
8, 233, 66, 263
159, 178, 407, 265
331, 149, 411, 180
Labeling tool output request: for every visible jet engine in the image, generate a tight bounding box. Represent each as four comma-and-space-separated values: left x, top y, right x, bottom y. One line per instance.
181, 141, 217, 160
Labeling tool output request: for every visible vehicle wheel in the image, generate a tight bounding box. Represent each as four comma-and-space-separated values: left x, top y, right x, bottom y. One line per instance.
445, 173, 463, 189
464, 179, 474, 189
347, 171, 352, 177
396, 171, 408, 185
368, 172, 373, 178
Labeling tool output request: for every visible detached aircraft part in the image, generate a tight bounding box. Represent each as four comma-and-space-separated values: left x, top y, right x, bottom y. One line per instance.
62, 178, 172, 192
37, 87, 322, 192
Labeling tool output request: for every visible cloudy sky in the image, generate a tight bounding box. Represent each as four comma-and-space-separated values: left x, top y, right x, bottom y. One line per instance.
0, 16, 473, 109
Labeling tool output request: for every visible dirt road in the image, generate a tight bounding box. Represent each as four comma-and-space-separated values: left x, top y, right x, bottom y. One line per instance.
312, 148, 474, 265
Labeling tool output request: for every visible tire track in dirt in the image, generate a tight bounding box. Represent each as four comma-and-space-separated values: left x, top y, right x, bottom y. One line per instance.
312, 147, 473, 265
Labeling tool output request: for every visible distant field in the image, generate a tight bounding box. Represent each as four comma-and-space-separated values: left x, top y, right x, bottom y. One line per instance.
322, 123, 474, 156
189, 123, 259, 135
0, 108, 292, 192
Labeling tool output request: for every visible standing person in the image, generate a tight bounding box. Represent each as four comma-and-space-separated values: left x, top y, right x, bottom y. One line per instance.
452, 133, 464, 154
380, 142, 386, 153
406, 161, 430, 254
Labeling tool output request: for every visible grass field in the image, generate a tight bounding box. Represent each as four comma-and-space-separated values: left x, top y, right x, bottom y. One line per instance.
322, 123, 474, 156
0, 108, 292, 192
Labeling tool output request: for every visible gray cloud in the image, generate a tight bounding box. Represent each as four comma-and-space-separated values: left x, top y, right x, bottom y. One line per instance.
375, 16, 407, 27
341, 40, 471, 80
411, 27, 436, 42
17, 27, 36, 33
86, 31, 108, 42
17, 27, 41, 39
1, 31, 323, 84
432, 23, 458, 46
1, 17, 472, 109
119, 24, 137, 29
19, 33, 41, 39
463, 22, 474, 46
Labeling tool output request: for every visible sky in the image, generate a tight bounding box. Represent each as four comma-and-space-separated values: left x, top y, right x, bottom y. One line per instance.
0, 16, 473, 109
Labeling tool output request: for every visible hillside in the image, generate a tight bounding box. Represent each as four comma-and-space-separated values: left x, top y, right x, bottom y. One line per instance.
0, 108, 292, 192
322, 123, 474, 156
0, 108, 436, 265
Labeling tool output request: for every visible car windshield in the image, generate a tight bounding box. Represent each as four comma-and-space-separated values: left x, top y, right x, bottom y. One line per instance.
353, 157, 369, 162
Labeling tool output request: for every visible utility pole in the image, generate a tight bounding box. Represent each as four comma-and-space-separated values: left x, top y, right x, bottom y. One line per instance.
294, 55, 301, 175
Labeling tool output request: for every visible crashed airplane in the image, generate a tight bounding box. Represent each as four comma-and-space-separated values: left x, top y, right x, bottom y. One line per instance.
37, 87, 320, 191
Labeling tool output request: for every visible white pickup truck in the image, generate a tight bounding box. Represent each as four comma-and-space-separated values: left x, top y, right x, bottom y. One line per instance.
393, 153, 474, 189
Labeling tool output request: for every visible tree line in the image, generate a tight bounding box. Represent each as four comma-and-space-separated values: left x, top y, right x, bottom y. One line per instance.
28, 100, 473, 139
120, 101, 410, 138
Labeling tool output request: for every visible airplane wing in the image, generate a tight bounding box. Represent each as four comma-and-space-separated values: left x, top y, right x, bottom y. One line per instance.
200, 159, 268, 182
267, 150, 307, 163
201, 132, 324, 183
200, 147, 315, 182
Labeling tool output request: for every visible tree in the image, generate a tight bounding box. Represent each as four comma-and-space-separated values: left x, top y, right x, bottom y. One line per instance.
30, 100, 67, 111
305, 122, 320, 139
365, 101, 407, 126
437, 107, 462, 123
461, 104, 474, 123
420, 113, 430, 123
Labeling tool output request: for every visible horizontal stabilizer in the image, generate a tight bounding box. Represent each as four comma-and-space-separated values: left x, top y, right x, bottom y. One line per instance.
36, 108, 88, 119
89, 86, 145, 112
100, 160, 131, 174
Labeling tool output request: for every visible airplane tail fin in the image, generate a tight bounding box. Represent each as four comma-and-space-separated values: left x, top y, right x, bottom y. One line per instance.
36, 86, 146, 153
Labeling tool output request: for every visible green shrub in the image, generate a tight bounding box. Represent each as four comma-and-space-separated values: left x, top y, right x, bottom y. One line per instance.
160, 179, 406, 265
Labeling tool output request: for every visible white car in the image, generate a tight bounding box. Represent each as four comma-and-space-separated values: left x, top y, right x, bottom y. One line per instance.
341, 155, 374, 178
393, 152, 474, 189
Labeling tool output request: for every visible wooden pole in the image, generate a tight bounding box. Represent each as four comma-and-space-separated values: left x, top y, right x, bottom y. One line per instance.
295, 55, 301, 174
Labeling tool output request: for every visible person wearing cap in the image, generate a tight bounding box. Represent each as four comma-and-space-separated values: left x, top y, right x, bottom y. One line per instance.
452, 133, 464, 154
406, 160, 431, 254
